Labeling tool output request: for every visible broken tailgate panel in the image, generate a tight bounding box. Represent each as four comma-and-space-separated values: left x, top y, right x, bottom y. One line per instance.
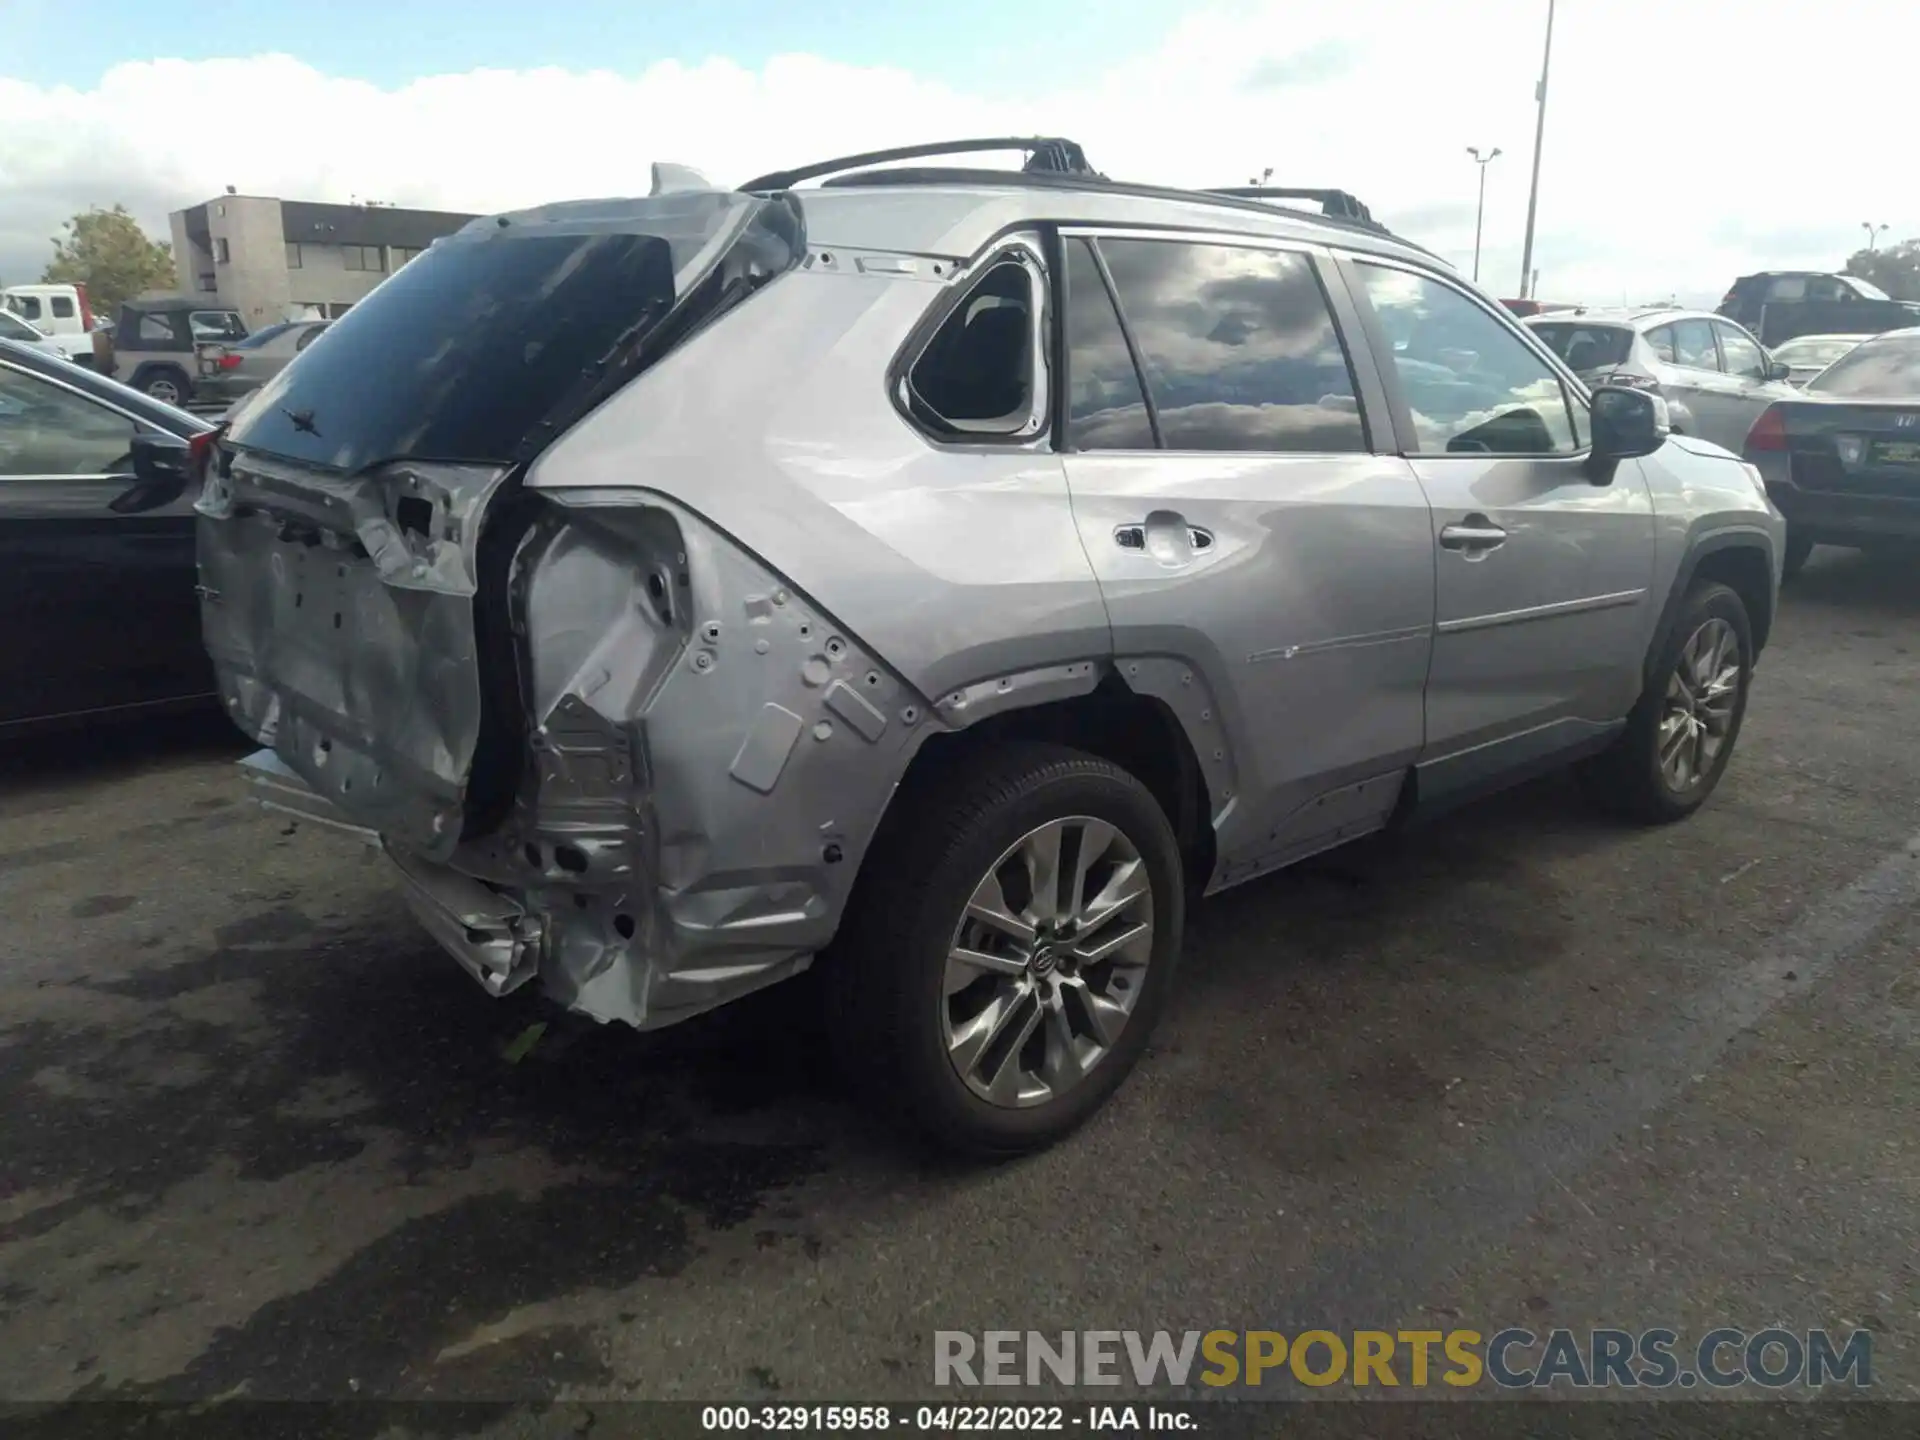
198, 453, 515, 858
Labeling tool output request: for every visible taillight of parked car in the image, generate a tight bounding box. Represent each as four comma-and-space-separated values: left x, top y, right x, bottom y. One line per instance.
1745, 405, 1788, 453
217, 353, 244, 370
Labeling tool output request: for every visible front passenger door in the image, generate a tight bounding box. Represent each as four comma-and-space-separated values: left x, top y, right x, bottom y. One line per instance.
1343, 259, 1656, 803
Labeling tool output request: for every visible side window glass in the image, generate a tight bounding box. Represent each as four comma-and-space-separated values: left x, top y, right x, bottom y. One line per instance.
1355, 263, 1576, 456
1805, 277, 1845, 303
0, 366, 139, 476
1714, 323, 1767, 381
1646, 326, 1678, 364
51, 297, 75, 320
136, 314, 174, 343
1063, 239, 1154, 450
905, 251, 1041, 438
14, 297, 42, 321
1671, 319, 1718, 370
1097, 239, 1366, 453
1767, 277, 1807, 302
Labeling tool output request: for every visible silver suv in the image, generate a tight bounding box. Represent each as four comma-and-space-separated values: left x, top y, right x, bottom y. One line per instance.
196, 139, 1784, 1153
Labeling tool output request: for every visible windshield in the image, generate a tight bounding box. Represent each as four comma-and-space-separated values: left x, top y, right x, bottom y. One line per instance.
225, 190, 792, 473
1773, 336, 1863, 368
1526, 322, 1634, 372
1848, 276, 1892, 301
1804, 334, 1920, 398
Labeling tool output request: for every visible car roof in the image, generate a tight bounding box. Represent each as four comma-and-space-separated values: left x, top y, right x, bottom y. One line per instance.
1773, 332, 1876, 345
785, 179, 1444, 272
0, 336, 211, 434
125, 293, 238, 313
1525, 306, 1719, 331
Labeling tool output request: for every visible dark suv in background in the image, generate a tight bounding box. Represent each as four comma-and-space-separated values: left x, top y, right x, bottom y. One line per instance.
1719, 271, 1920, 347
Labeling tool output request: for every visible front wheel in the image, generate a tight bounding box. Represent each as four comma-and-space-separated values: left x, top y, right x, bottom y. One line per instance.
1580, 580, 1753, 823
827, 743, 1184, 1155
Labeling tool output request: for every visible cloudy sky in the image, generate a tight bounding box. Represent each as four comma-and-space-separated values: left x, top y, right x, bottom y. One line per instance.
1, 0, 1912, 305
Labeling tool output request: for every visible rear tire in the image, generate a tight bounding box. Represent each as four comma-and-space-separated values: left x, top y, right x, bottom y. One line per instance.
1580, 581, 1753, 824
826, 743, 1184, 1156
1781, 528, 1814, 582
138, 365, 191, 407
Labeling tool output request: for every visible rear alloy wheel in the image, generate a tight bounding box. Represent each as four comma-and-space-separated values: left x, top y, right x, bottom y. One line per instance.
1580, 580, 1753, 823
141, 367, 189, 406
828, 744, 1183, 1155
942, 815, 1155, 1109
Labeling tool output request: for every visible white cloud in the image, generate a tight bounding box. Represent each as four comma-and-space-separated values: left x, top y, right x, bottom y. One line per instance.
1, 0, 1913, 304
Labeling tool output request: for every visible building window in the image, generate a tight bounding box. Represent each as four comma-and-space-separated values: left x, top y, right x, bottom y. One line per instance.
214, 237, 231, 264
391, 246, 423, 267
342, 245, 386, 273
197, 272, 217, 293
286, 242, 303, 269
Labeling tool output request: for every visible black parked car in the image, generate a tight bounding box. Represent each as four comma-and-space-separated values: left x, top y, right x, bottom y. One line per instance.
0, 336, 218, 733
1718, 271, 1920, 348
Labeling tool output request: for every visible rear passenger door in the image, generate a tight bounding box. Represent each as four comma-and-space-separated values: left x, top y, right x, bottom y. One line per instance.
1657, 317, 1731, 444
1339, 257, 1655, 802
1055, 231, 1435, 884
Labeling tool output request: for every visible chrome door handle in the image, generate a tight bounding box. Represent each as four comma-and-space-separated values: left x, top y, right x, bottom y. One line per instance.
1438, 520, 1508, 552
1114, 521, 1213, 553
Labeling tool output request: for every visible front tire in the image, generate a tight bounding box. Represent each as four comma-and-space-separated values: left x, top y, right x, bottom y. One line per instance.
1581, 580, 1753, 823
827, 743, 1184, 1156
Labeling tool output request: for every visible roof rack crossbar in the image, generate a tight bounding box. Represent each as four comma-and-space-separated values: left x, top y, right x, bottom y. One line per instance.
739, 137, 1097, 194
1206, 186, 1375, 224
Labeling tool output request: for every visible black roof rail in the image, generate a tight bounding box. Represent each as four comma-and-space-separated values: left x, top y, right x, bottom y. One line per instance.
739, 137, 1098, 193
1206, 186, 1376, 225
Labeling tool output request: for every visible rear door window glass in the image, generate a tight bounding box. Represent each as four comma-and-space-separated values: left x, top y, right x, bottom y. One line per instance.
1646, 326, 1678, 363
1063, 238, 1155, 450
1356, 263, 1577, 455
1096, 237, 1366, 453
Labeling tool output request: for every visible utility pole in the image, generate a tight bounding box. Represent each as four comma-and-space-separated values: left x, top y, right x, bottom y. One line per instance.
1467, 146, 1502, 284
1863, 222, 1888, 252
1517, 0, 1556, 299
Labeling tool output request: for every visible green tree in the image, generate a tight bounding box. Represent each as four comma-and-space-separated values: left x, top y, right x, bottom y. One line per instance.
40, 204, 175, 316
1843, 239, 1920, 302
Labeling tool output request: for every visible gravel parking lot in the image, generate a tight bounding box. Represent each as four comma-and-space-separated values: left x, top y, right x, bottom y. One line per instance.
2, 550, 1917, 1417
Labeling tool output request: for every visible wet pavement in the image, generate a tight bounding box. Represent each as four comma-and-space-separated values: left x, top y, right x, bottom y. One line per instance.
2, 548, 1917, 1422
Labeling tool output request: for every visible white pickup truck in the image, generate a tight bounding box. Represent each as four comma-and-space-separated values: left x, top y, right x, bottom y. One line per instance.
2, 283, 100, 366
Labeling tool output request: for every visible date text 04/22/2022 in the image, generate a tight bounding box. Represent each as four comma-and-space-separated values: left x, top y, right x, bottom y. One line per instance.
700, 1406, 1189, 1432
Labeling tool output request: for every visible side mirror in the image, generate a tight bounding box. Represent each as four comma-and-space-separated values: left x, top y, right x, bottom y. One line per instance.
1766, 359, 1792, 382
1590, 384, 1670, 466
110, 432, 194, 514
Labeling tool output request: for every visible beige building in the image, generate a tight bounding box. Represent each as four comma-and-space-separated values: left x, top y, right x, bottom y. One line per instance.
168, 193, 478, 325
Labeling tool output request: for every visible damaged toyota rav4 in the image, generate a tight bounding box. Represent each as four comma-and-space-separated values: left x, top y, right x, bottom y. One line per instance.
198, 139, 1784, 1154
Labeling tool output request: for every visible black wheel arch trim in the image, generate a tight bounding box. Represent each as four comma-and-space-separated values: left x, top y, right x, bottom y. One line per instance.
1643, 525, 1776, 685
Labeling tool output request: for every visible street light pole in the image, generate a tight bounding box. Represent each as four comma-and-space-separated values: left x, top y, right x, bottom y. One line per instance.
1863, 222, 1888, 252
1517, 0, 1556, 299
1467, 146, 1502, 284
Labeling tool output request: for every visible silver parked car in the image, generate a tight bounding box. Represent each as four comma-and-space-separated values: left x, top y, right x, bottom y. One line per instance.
193, 320, 331, 407
195, 139, 1784, 1153
1526, 307, 1798, 453
1764, 332, 1872, 388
